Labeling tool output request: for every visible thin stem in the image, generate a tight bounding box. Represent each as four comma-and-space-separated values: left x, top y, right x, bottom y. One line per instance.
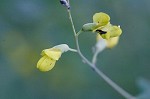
76, 30, 82, 36
92, 51, 99, 65
67, 8, 136, 99
69, 48, 77, 52
67, 0, 70, 5
67, 10, 76, 37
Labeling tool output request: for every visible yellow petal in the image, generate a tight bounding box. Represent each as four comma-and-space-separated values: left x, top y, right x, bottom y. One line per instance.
106, 37, 119, 48
41, 48, 62, 60
37, 56, 56, 72
93, 12, 110, 26
109, 26, 122, 38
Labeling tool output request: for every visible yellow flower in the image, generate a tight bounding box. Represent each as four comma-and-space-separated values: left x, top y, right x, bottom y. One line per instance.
37, 48, 62, 72
37, 44, 77, 72
81, 12, 122, 39
96, 34, 119, 48
93, 12, 122, 40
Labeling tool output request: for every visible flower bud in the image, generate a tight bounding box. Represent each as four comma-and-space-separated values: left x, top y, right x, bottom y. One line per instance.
82, 23, 98, 31
60, 0, 70, 9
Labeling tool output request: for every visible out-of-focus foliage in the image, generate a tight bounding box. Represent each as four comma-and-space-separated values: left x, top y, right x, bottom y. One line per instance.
0, 0, 150, 99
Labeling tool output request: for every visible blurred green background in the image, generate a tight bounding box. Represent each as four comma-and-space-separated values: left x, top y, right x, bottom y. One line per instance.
0, 0, 150, 99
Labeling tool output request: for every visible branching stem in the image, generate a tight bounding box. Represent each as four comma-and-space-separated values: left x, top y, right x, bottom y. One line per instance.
67, 7, 136, 99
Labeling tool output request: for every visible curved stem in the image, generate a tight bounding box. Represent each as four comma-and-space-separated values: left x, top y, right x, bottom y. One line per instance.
67, 9, 136, 99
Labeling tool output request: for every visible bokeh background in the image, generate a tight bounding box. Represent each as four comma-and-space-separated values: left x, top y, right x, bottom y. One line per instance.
0, 0, 150, 99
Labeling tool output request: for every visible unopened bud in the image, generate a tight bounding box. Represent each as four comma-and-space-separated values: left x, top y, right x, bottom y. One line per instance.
60, 0, 70, 9
82, 23, 98, 31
